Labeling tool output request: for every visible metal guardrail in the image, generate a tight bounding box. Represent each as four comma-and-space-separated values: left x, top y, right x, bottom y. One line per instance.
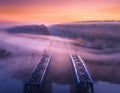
71, 55, 94, 93
24, 55, 51, 93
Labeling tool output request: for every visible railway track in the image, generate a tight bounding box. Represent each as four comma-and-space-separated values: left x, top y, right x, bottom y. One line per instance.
67, 41, 94, 93
24, 54, 51, 93
24, 40, 94, 93
24, 40, 55, 93
70, 55, 94, 93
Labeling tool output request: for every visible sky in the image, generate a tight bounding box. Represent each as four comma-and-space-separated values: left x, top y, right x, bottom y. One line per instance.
0, 0, 120, 24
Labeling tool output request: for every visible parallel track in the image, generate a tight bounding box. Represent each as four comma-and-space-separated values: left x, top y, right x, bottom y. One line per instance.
66, 41, 94, 93
24, 55, 51, 93
24, 40, 94, 93
70, 55, 94, 93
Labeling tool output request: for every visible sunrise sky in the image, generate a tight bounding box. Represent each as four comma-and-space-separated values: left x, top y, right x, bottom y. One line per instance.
0, 0, 120, 24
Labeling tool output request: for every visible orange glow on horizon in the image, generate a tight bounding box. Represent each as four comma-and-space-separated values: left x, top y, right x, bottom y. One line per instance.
0, 0, 120, 24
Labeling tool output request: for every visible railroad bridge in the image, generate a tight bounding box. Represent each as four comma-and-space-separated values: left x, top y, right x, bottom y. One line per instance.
24, 54, 94, 93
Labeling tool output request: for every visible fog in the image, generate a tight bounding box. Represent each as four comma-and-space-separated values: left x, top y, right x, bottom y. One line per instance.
0, 22, 120, 93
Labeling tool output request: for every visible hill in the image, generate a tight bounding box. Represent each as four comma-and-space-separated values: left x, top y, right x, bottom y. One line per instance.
49, 21, 120, 49
6, 24, 50, 35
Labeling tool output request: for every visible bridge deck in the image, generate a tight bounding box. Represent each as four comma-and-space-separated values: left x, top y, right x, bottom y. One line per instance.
71, 55, 94, 93
24, 54, 94, 93
24, 55, 51, 93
